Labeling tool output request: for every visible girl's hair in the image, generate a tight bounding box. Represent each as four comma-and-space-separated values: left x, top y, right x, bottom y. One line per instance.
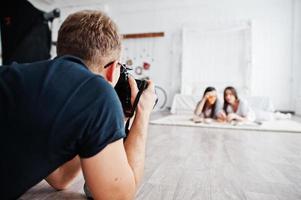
202, 86, 217, 118
223, 86, 239, 114
203, 86, 216, 97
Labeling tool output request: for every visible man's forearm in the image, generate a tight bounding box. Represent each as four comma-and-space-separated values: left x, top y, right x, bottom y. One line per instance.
124, 111, 150, 188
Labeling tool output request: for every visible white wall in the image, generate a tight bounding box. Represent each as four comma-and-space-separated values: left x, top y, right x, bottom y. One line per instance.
181, 23, 252, 97
293, 0, 301, 115
31, 0, 295, 111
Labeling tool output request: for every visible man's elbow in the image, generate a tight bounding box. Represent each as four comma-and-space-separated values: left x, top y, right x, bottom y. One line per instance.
94, 179, 137, 200
117, 182, 136, 200
47, 180, 72, 191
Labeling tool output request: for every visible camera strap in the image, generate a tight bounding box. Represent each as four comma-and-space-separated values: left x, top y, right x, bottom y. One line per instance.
124, 88, 144, 136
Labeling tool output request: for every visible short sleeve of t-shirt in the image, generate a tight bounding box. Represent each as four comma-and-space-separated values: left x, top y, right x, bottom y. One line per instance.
75, 77, 126, 158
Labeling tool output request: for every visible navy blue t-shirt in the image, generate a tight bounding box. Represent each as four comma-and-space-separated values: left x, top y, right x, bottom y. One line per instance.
0, 56, 125, 199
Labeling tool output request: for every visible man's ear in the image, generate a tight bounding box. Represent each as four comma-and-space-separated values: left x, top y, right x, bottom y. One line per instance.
104, 61, 117, 83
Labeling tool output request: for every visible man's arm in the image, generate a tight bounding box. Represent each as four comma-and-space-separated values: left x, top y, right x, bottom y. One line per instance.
81, 139, 136, 200
81, 77, 157, 200
123, 112, 149, 186
123, 78, 156, 186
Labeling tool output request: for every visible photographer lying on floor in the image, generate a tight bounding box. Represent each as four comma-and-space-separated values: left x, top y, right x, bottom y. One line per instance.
0, 10, 157, 200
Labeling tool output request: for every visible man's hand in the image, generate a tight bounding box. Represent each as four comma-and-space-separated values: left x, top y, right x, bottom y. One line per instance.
128, 76, 157, 115
128, 76, 139, 106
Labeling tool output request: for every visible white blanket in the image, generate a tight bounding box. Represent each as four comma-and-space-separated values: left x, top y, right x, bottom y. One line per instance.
150, 114, 301, 133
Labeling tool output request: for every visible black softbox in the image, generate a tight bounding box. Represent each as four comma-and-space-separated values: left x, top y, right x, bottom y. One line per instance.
0, 0, 52, 65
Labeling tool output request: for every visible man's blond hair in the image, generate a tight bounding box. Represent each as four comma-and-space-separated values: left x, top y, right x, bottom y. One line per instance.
57, 10, 121, 69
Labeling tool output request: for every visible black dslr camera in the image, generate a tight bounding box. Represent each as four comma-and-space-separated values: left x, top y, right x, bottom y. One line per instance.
114, 64, 148, 118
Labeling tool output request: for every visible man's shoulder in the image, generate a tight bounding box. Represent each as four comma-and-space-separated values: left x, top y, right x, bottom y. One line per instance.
49, 55, 101, 85
51, 55, 90, 73
1, 55, 89, 76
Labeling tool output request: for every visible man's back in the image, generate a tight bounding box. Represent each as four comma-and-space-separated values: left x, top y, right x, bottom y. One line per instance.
0, 56, 125, 199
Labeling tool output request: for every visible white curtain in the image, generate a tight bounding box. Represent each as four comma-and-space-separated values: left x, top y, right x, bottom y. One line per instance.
181, 22, 252, 97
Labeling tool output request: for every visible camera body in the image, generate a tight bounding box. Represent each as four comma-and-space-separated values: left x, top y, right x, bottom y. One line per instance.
114, 64, 148, 117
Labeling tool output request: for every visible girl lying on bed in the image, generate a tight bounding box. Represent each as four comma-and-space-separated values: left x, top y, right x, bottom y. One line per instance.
220, 86, 256, 123
193, 87, 224, 123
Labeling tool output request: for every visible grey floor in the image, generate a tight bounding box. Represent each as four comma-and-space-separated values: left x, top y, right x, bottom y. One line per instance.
19, 113, 301, 200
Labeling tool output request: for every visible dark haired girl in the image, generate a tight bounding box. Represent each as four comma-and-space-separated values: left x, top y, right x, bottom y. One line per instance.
193, 87, 224, 123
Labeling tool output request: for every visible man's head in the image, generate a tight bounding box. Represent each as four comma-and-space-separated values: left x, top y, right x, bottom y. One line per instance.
57, 10, 122, 84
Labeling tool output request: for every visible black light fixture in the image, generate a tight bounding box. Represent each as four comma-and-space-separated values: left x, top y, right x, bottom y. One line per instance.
43, 8, 60, 22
